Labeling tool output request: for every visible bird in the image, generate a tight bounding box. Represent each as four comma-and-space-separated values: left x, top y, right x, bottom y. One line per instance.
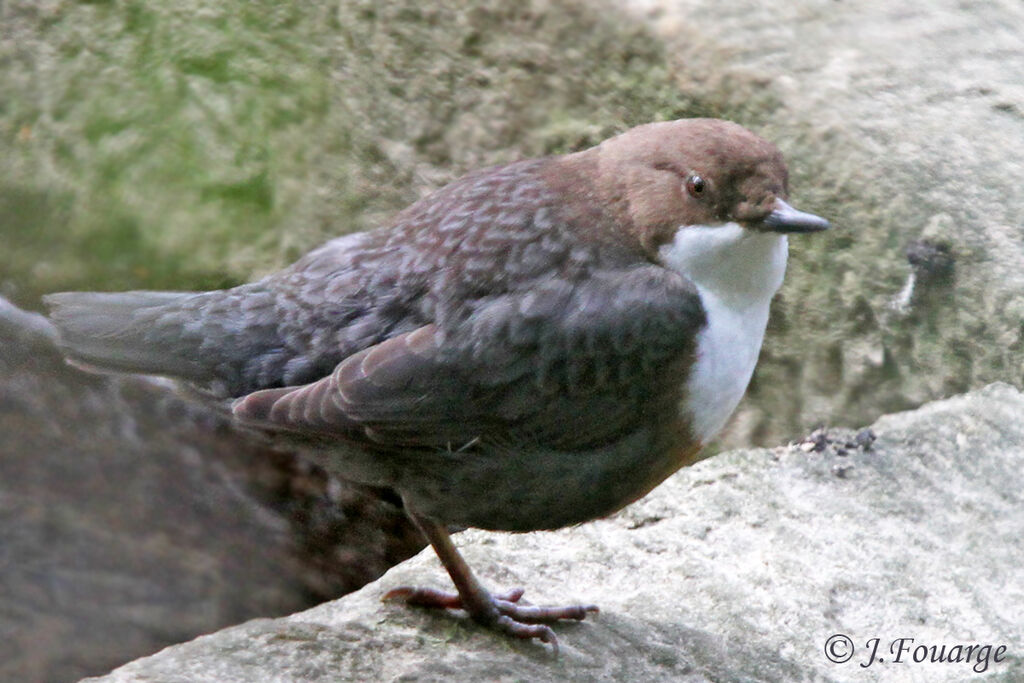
44, 118, 829, 652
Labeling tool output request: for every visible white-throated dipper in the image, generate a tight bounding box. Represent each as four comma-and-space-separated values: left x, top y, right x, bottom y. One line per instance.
45, 119, 830, 651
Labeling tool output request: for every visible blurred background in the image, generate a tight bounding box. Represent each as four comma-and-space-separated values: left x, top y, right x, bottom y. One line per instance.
1, 0, 1022, 680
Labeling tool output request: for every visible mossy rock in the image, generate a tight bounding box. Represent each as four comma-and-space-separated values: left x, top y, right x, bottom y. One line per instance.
0, 0, 711, 304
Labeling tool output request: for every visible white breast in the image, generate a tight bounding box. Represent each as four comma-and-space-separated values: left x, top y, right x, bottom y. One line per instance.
658, 223, 788, 445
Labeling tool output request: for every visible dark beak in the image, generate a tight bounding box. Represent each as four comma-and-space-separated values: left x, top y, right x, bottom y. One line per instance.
762, 199, 830, 233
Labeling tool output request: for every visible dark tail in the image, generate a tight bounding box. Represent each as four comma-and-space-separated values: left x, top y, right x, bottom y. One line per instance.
43, 290, 216, 382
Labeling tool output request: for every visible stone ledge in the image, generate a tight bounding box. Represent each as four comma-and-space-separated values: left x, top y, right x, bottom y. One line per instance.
88, 383, 1024, 682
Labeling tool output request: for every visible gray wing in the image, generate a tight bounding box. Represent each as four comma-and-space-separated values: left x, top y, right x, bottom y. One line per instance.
233, 266, 705, 452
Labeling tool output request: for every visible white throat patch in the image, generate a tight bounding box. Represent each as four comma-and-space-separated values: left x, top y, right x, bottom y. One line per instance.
658, 223, 788, 444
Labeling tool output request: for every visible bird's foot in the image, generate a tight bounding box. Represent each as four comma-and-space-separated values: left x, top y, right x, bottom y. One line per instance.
383, 585, 598, 652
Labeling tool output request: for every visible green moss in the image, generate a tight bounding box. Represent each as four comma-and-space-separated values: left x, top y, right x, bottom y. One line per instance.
0, 0, 708, 308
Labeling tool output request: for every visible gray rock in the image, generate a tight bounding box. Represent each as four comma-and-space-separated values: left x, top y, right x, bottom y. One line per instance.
87, 384, 1024, 682
621, 0, 1024, 448
0, 297, 424, 682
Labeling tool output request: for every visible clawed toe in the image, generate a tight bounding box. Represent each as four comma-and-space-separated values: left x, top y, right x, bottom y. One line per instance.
493, 597, 599, 624
382, 585, 527, 608
493, 614, 558, 651
382, 585, 463, 609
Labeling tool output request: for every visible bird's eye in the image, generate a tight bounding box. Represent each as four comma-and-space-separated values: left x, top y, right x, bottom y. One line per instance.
686, 175, 706, 197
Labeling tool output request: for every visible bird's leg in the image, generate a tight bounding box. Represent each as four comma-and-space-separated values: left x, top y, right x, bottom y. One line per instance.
383, 511, 598, 652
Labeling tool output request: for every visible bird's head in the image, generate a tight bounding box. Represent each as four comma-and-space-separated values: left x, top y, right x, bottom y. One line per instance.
591, 118, 829, 249
583, 118, 830, 296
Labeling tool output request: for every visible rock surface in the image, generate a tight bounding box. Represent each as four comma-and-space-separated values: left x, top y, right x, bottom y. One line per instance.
0, 297, 424, 683
89, 384, 1024, 682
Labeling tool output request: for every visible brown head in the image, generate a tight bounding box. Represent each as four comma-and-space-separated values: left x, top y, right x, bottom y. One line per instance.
564, 118, 829, 258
